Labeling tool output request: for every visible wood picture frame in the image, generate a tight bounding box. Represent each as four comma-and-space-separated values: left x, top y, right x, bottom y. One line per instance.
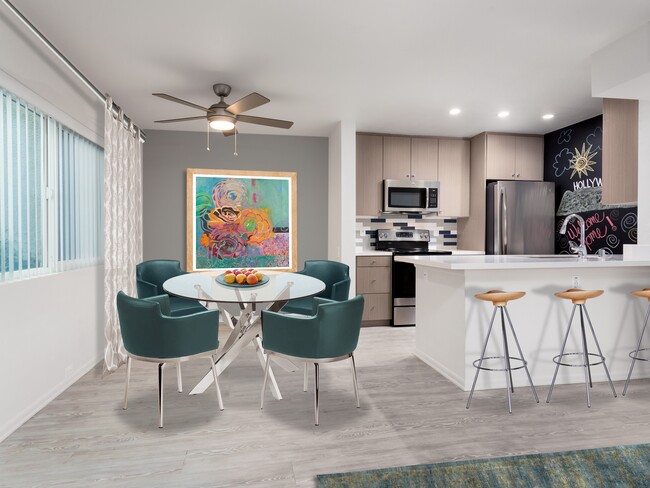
186, 168, 297, 272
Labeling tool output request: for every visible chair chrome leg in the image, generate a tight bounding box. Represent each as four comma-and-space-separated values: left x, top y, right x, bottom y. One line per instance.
303, 362, 308, 392
176, 362, 183, 393
210, 355, 224, 411
158, 363, 165, 428
466, 307, 497, 409
123, 356, 132, 410
314, 363, 320, 426
504, 308, 539, 403
500, 308, 513, 414
547, 304, 577, 403
623, 305, 650, 396
578, 306, 592, 408
260, 353, 271, 410
351, 354, 360, 408
583, 306, 618, 398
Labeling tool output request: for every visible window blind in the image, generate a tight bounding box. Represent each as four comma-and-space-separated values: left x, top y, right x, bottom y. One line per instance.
0, 87, 103, 282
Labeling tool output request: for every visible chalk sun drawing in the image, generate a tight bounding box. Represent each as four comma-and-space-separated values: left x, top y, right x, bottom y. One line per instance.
569, 143, 598, 179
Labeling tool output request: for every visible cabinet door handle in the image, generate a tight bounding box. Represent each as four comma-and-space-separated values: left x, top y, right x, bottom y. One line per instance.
511, 173, 515, 178
411, 174, 415, 178
371, 260, 376, 264
516, 173, 520, 178
406, 174, 410, 178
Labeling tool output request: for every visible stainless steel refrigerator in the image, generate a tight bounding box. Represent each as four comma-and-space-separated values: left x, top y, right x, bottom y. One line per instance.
486, 181, 556, 255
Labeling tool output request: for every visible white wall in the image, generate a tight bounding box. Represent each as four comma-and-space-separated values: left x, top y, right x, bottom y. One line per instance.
328, 121, 357, 293
0, 8, 106, 442
0, 267, 105, 442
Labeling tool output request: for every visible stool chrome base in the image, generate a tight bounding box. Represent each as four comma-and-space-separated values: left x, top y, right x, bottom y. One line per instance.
622, 304, 650, 396
546, 303, 617, 407
466, 306, 539, 414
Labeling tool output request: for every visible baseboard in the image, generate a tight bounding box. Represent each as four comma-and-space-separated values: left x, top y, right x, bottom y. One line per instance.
0, 354, 102, 443
414, 348, 465, 390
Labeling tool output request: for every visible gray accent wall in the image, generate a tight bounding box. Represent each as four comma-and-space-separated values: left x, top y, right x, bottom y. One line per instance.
142, 130, 329, 267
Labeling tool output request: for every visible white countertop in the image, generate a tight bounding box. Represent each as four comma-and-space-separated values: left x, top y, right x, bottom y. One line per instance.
394, 254, 650, 270
356, 249, 484, 257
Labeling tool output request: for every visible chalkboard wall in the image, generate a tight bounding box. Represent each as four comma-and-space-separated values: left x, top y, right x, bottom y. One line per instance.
543, 115, 638, 254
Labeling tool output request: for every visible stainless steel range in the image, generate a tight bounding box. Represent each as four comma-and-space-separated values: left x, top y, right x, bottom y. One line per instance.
376, 229, 452, 326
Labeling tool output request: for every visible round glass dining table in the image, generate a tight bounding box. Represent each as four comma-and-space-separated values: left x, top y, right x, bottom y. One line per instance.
163, 271, 325, 304
163, 271, 325, 399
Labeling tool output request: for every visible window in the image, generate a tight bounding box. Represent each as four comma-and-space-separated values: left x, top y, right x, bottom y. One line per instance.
0, 87, 103, 282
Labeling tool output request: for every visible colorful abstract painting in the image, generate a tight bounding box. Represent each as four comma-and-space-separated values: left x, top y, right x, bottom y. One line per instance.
186, 169, 297, 271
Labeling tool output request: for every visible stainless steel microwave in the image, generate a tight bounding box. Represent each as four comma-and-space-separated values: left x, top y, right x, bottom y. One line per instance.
383, 179, 440, 213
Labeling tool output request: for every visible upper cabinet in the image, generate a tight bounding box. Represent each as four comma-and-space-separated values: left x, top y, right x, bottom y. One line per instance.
602, 98, 638, 204
356, 134, 384, 216
357, 133, 469, 217
383, 136, 438, 181
485, 133, 543, 181
438, 138, 470, 217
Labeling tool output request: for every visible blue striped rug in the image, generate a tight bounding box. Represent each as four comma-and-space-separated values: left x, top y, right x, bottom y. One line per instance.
317, 443, 650, 487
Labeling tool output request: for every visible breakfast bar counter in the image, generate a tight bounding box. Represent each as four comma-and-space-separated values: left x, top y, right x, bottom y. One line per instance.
395, 254, 650, 391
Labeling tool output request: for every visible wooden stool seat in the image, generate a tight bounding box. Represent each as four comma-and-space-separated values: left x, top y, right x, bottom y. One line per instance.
631, 288, 650, 301
554, 288, 603, 304
474, 290, 526, 307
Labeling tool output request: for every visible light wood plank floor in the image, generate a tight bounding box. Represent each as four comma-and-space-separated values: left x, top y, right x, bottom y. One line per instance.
2, 326, 649, 487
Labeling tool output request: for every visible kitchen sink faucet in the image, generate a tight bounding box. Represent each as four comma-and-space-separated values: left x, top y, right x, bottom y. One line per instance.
560, 213, 587, 259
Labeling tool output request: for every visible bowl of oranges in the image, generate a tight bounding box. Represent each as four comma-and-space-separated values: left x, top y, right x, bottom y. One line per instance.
216, 268, 268, 288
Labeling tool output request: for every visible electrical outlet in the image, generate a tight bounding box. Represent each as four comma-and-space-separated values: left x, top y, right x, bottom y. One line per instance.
64, 365, 73, 379
572, 276, 581, 288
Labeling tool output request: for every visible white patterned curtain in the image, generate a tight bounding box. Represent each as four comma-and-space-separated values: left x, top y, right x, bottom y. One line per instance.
103, 96, 143, 373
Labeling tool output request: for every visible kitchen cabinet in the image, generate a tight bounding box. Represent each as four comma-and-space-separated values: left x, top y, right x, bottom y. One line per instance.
602, 98, 638, 204
485, 133, 543, 181
383, 136, 438, 181
458, 132, 543, 251
438, 138, 470, 217
356, 256, 391, 324
356, 134, 384, 216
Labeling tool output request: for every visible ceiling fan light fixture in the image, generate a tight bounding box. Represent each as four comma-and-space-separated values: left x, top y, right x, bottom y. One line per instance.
209, 114, 236, 131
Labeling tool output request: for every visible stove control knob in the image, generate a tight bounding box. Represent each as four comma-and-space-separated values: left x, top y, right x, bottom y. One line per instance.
420, 232, 428, 240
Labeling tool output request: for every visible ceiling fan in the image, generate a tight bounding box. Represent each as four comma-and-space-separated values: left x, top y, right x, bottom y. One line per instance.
153, 83, 293, 135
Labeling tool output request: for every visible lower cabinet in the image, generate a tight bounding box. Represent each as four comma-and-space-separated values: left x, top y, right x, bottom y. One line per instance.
356, 256, 392, 324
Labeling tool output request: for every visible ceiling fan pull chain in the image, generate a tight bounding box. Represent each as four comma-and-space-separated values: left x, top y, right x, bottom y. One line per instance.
234, 129, 238, 156
206, 121, 210, 151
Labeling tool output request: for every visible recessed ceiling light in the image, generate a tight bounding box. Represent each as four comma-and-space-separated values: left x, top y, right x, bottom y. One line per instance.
498, 111, 510, 118
542, 113, 555, 120
449, 108, 461, 116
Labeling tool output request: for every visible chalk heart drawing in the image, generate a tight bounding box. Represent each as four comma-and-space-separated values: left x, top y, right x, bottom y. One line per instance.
553, 147, 574, 177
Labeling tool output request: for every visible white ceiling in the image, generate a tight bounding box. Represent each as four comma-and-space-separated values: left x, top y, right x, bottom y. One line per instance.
10, 0, 650, 138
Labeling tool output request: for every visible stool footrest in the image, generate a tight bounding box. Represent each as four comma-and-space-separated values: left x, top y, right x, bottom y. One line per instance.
472, 356, 527, 372
552, 352, 606, 368
629, 348, 650, 362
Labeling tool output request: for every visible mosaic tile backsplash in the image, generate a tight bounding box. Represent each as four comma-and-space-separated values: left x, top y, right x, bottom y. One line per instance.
356, 215, 458, 251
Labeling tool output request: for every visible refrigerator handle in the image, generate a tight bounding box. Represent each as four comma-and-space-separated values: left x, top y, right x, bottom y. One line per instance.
500, 187, 508, 255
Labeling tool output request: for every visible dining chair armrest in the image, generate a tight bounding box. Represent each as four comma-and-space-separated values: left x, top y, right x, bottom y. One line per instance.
136, 278, 158, 298
144, 294, 171, 316
312, 297, 336, 315
262, 310, 320, 358
331, 278, 351, 301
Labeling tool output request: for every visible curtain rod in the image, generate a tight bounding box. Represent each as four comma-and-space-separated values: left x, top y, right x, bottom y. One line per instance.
1, 0, 146, 142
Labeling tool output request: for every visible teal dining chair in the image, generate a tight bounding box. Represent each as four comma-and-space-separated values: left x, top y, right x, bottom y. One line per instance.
280, 260, 351, 316
136, 259, 208, 392
136, 260, 207, 317
116, 291, 224, 428
261, 295, 365, 425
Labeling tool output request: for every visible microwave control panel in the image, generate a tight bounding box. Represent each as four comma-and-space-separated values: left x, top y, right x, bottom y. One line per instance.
427, 187, 438, 208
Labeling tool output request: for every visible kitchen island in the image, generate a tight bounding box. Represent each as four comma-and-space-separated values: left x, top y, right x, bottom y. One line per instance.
395, 254, 650, 391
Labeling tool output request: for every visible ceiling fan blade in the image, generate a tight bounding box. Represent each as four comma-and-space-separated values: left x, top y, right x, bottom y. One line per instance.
226, 93, 270, 115
237, 114, 293, 129
153, 93, 210, 112
222, 128, 238, 137
154, 115, 207, 123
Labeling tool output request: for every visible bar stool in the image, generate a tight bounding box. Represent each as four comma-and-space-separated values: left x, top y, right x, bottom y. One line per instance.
546, 289, 617, 407
466, 290, 539, 414
623, 288, 650, 396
